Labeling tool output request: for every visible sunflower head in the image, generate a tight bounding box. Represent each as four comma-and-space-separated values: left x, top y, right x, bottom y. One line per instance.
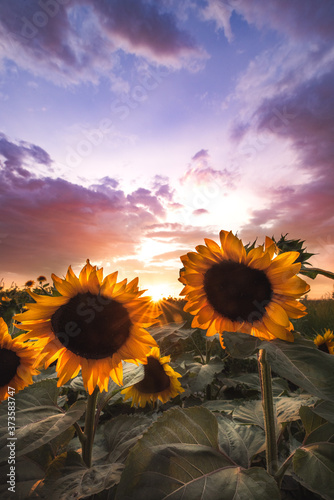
0, 318, 40, 401
24, 280, 35, 288
180, 230, 310, 348
121, 346, 184, 407
14, 260, 158, 394
314, 329, 334, 355
37, 275, 47, 283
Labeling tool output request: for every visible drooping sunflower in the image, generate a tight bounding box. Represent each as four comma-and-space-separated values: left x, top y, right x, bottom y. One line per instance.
24, 280, 35, 288
121, 346, 184, 407
14, 260, 158, 394
314, 330, 334, 355
180, 230, 310, 347
0, 318, 40, 401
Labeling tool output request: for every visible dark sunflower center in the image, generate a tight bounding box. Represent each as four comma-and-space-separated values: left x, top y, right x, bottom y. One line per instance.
203, 260, 273, 322
51, 292, 132, 359
0, 348, 20, 386
318, 342, 329, 354
134, 357, 170, 393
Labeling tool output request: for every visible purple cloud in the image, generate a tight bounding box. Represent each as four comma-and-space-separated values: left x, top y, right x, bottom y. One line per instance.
0, 134, 52, 178
0, 0, 205, 86
0, 135, 173, 278
203, 0, 334, 43
193, 208, 208, 216
181, 148, 238, 191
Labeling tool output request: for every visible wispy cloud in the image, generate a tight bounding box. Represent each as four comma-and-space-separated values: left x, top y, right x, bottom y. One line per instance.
181, 148, 238, 191
0, 133, 178, 278
0, 0, 207, 86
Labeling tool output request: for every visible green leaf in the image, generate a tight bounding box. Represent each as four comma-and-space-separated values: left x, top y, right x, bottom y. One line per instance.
232, 395, 318, 430
0, 399, 86, 462
223, 331, 260, 358
33, 365, 58, 382
0, 379, 59, 421
116, 407, 280, 500
300, 267, 334, 280
276, 396, 319, 426
184, 357, 224, 392
312, 401, 334, 424
0, 456, 44, 499
149, 322, 194, 345
304, 422, 334, 445
231, 373, 290, 396
232, 400, 264, 428
217, 415, 265, 467
293, 442, 334, 500
261, 338, 334, 402
103, 414, 153, 463
37, 451, 124, 500
299, 406, 327, 436
203, 400, 238, 414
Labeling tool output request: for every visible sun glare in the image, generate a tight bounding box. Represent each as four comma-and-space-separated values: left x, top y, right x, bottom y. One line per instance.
148, 284, 169, 302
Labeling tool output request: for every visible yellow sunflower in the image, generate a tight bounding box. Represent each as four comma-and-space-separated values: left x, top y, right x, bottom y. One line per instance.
0, 318, 40, 401
314, 330, 334, 355
14, 260, 158, 394
121, 346, 184, 407
180, 230, 310, 347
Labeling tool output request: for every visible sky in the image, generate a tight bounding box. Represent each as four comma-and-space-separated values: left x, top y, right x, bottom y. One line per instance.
0, 0, 333, 299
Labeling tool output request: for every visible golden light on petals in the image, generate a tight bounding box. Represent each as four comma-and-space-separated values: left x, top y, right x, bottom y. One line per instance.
14, 260, 158, 394
0, 318, 40, 401
121, 346, 184, 407
180, 231, 310, 348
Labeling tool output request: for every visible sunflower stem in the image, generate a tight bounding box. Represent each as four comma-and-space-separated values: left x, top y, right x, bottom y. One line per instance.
257, 349, 278, 476
82, 386, 99, 468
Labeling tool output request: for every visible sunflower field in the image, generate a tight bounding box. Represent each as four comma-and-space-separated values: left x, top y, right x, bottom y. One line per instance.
1, 231, 334, 500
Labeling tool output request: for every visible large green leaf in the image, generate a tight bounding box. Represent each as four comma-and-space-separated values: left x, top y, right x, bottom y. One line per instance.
203, 400, 239, 414
276, 396, 319, 426
293, 442, 334, 500
149, 322, 194, 345
311, 401, 334, 424
304, 422, 334, 445
232, 400, 264, 428
223, 331, 260, 358
230, 373, 290, 396
115, 407, 280, 500
37, 451, 124, 500
217, 415, 265, 467
0, 380, 86, 462
261, 338, 334, 402
0, 379, 59, 422
184, 357, 224, 392
0, 456, 44, 499
299, 406, 327, 436
232, 395, 318, 430
103, 414, 153, 464
0, 399, 86, 461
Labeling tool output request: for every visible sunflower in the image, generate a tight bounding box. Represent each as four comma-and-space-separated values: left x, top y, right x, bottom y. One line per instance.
14, 260, 158, 394
180, 230, 310, 347
0, 318, 40, 401
121, 346, 184, 407
24, 280, 35, 288
37, 275, 47, 283
314, 330, 334, 355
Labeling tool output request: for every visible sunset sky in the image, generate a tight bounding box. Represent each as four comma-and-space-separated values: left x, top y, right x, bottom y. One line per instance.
0, 0, 333, 299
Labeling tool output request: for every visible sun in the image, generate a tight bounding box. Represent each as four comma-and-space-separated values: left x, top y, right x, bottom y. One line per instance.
148, 284, 169, 302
